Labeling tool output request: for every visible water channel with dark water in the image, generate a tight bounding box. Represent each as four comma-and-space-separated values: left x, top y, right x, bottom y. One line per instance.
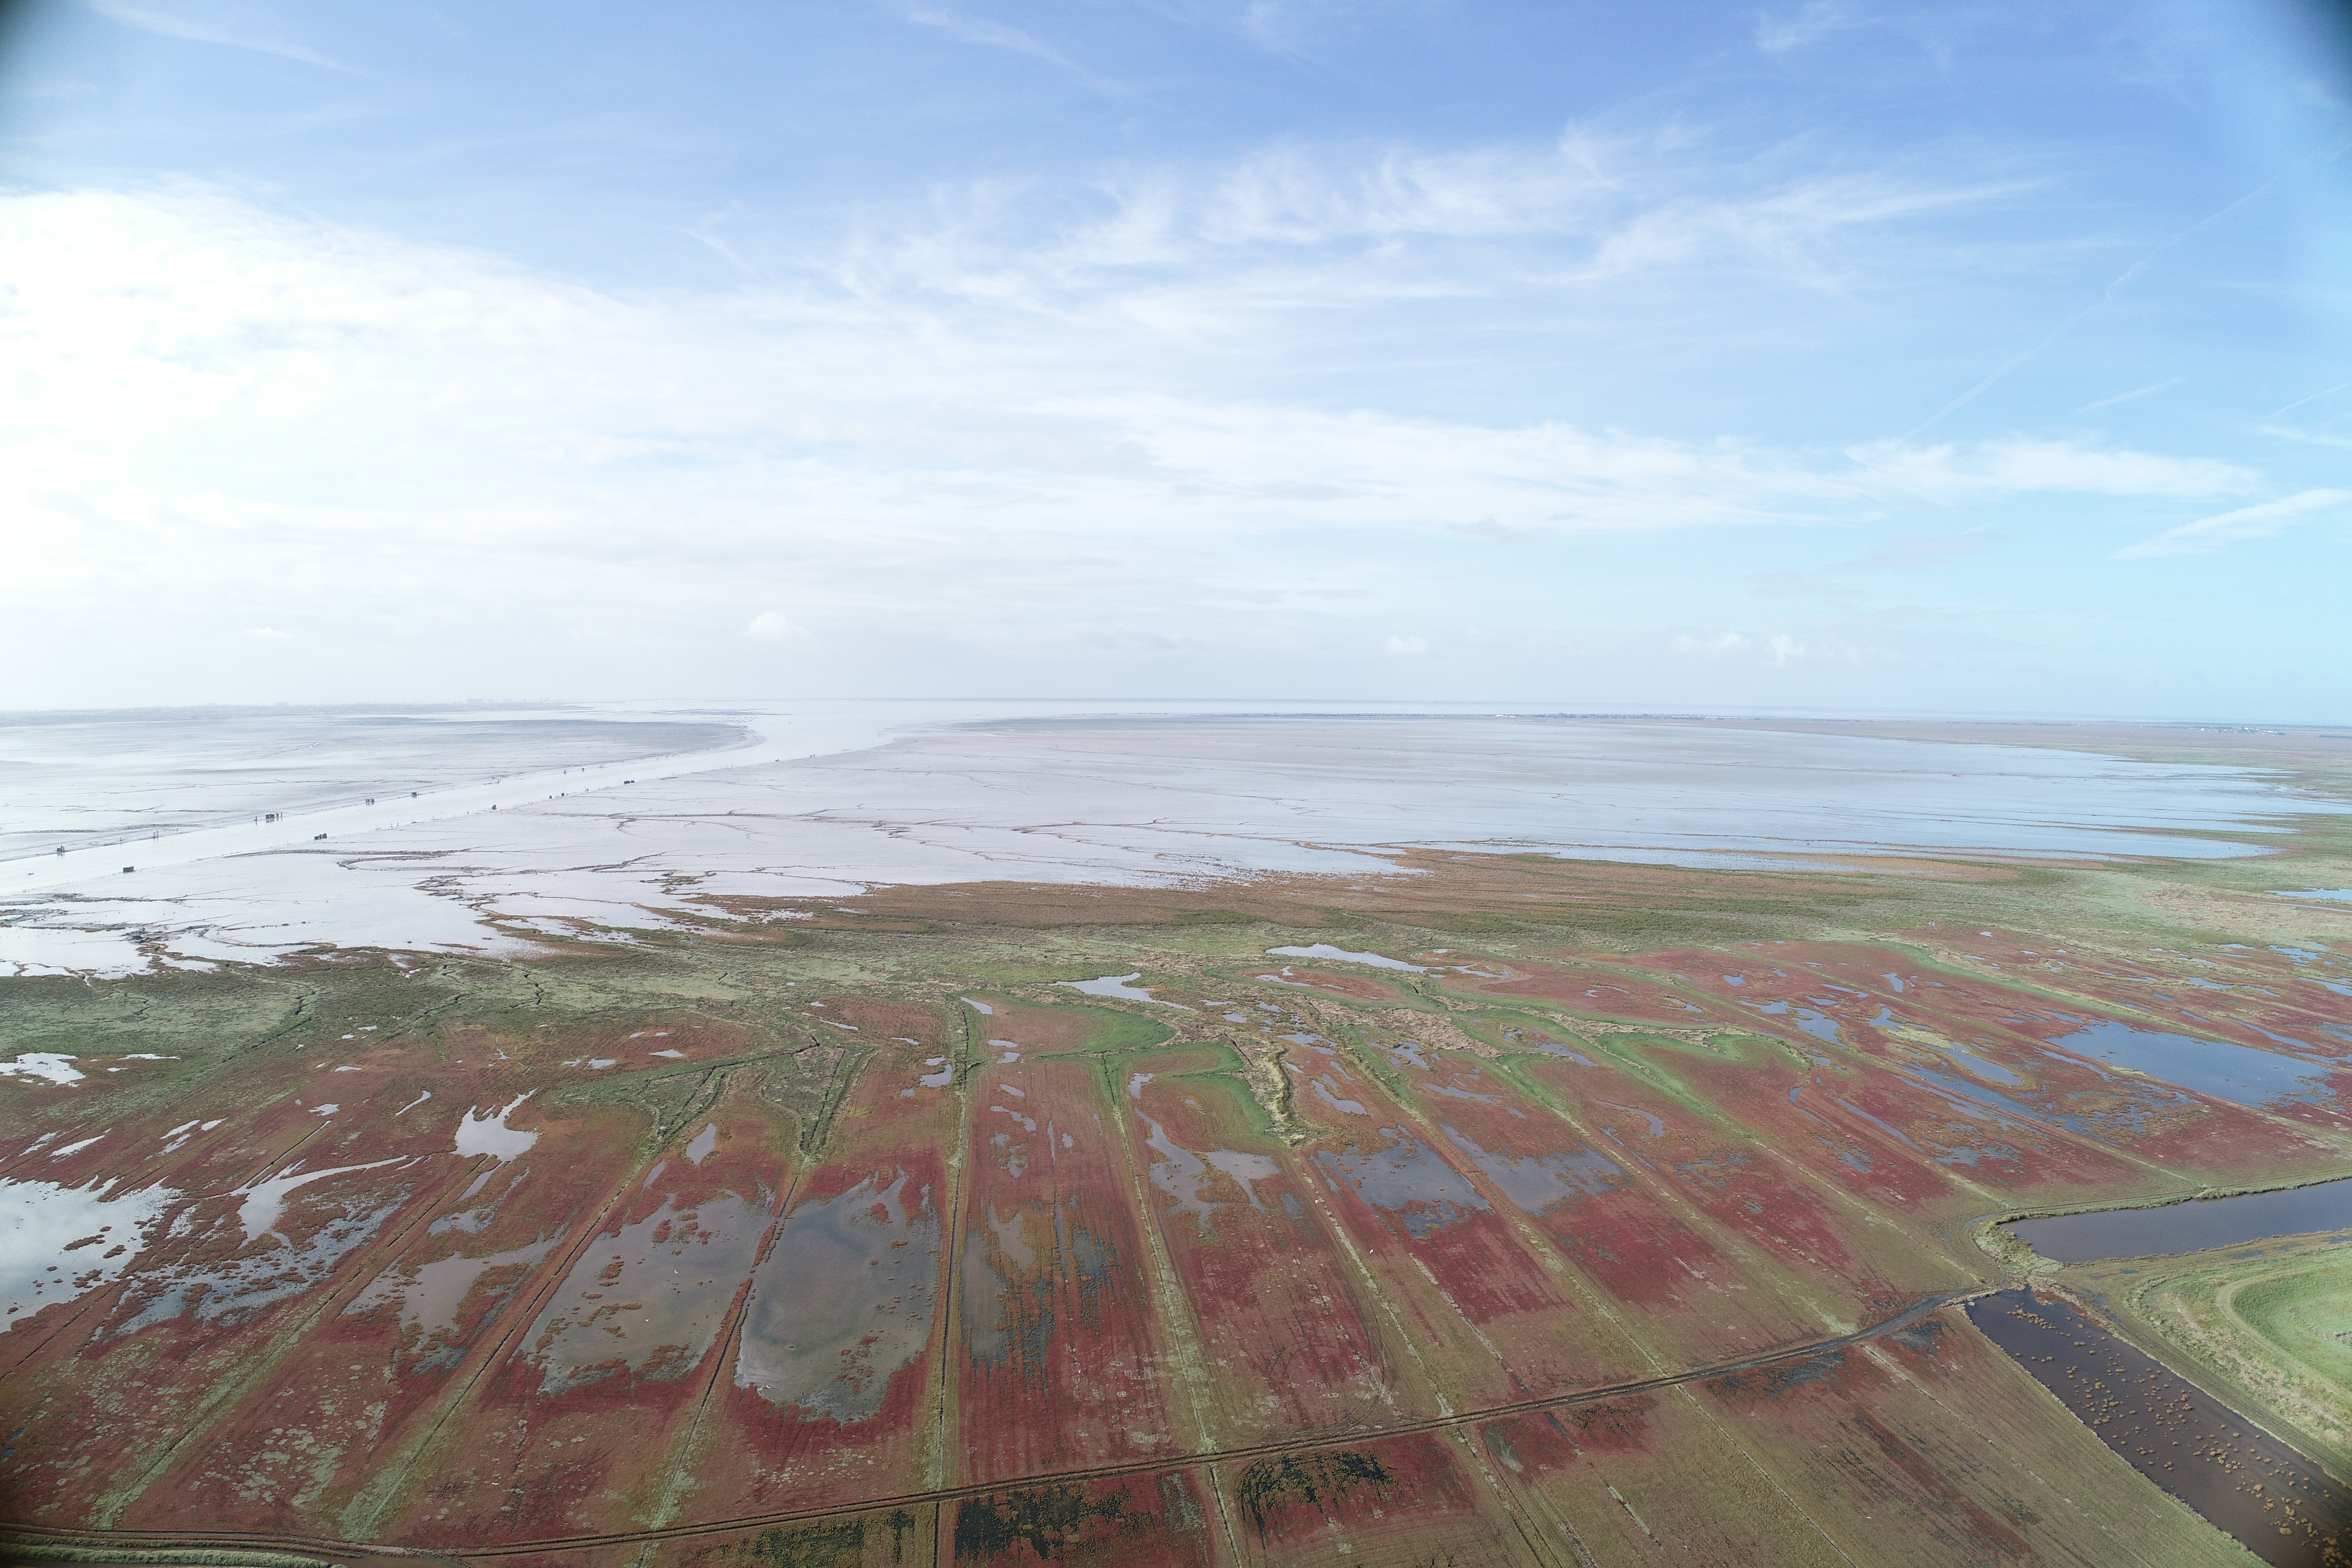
1968, 1291, 2352, 1566
2005, 1176, 2352, 1264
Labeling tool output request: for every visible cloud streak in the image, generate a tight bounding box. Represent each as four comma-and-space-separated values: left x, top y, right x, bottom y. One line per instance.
904, 7, 1117, 91
1900, 143, 2348, 439
2114, 489, 2350, 558
85, 1, 347, 70
1755, 1, 1859, 55
2078, 376, 2183, 413
1672, 629, 1893, 668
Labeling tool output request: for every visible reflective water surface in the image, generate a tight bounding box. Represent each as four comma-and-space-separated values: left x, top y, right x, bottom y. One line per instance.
735, 1171, 940, 1421
2009, 1179, 2352, 1263
1969, 1289, 2352, 1566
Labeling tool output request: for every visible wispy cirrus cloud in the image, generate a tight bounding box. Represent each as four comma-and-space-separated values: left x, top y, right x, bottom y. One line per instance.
826, 126, 2031, 348
2267, 382, 2351, 419
2078, 376, 2183, 413
0, 186, 2277, 562
1755, 1, 1863, 55
1834, 531, 1991, 571
903, 7, 1117, 90
2114, 489, 2351, 558
84, 0, 347, 70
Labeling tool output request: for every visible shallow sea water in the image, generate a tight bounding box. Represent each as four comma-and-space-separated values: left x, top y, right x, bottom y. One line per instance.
347, 1231, 565, 1371
1439, 1125, 1627, 1213
0, 704, 743, 861
1, 1175, 179, 1326
3, 705, 2342, 977
1315, 1129, 1492, 1239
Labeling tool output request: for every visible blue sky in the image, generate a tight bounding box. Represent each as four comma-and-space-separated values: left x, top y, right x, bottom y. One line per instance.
2, 0, 2347, 717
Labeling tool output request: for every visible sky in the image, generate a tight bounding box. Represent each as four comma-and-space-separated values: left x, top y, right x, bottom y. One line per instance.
1, 0, 2348, 719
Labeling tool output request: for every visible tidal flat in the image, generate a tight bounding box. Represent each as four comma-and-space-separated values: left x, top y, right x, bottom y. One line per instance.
3, 716, 2352, 1567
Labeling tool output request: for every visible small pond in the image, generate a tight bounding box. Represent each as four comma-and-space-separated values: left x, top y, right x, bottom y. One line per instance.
2049, 1022, 2339, 1110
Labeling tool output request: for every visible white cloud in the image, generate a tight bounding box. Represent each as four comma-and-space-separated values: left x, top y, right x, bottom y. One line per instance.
1846, 438, 2255, 502
1675, 631, 1753, 657
1834, 531, 1988, 572
0, 184, 2286, 700
1383, 634, 1429, 655
242, 627, 291, 640
3, 187, 2168, 554
2113, 489, 2351, 558
744, 612, 809, 643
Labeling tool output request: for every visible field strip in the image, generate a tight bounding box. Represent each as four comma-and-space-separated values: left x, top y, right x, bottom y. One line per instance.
3, 1285, 1998, 1562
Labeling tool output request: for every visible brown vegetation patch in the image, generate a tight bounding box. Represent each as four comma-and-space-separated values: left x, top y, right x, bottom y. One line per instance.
712, 849, 1934, 938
